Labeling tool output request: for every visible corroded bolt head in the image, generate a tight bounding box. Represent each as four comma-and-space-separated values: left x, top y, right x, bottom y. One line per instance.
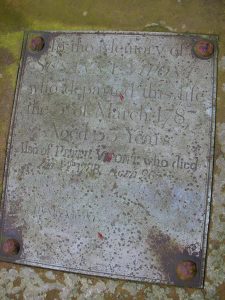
193, 40, 214, 59
176, 260, 197, 280
2, 238, 20, 256
29, 36, 45, 52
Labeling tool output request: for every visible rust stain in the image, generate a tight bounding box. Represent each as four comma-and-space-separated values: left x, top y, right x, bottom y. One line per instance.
45, 289, 61, 300
119, 93, 124, 102
103, 152, 114, 162
13, 276, 21, 287
167, 288, 180, 300
146, 226, 202, 287
216, 282, 225, 300
97, 232, 104, 240
0, 261, 17, 269
114, 282, 133, 299
104, 293, 118, 300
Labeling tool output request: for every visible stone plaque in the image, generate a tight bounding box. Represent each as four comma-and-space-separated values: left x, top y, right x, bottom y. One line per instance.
0, 32, 217, 287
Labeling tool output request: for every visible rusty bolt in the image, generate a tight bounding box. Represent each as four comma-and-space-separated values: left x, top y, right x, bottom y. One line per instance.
29, 36, 45, 52
2, 238, 20, 256
176, 260, 197, 280
193, 40, 214, 59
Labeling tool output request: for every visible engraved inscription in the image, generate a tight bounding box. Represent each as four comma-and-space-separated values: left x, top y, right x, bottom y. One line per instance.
1, 32, 216, 287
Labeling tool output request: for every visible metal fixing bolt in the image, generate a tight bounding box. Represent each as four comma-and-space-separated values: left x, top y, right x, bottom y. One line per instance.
193, 39, 214, 59
29, 36, 45, 52
2, 238, 21, 256
176, 260, 197, 280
